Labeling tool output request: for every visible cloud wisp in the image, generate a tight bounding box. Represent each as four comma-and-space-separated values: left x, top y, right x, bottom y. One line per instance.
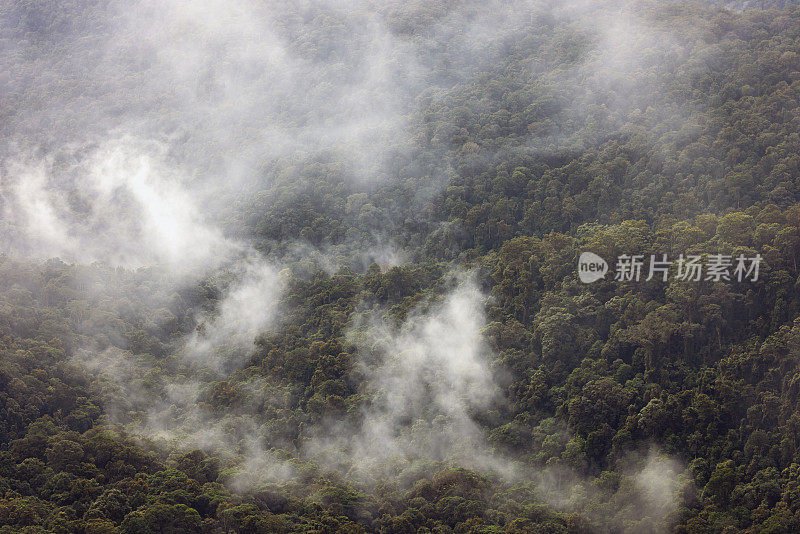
305, 274, 514, 481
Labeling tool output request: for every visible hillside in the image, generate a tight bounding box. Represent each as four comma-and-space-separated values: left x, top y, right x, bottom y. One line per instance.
3, 1, 800, 533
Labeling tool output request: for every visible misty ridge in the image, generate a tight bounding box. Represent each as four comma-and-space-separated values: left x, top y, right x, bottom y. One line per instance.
1, 0, 800, 532
1, 0, 709, 271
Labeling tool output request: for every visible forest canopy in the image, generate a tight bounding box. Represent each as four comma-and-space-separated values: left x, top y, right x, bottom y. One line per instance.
2, 0, 800, 532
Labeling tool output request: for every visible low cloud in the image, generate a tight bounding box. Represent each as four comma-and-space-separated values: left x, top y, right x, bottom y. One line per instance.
305, 273, 514, 480
536, 446, 689, 533
183, 257, 287, 372
1, 138, 236, 275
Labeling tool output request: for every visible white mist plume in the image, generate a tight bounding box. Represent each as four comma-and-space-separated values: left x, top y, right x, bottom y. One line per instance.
629, 449, 687, 530
535, 446, 688, 533
1, 138, 235, 274
1, 160, 76, 259
184, 258, 287, 371
0, 0, 698, 263
1, 0, 427, 189
77, 346, 299, 487
306, 274, 512, 479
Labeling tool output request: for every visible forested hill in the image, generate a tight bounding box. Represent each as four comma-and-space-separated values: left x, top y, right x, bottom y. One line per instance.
4, 1, 800, 533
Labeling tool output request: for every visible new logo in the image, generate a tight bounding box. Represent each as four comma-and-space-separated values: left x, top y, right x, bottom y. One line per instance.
578, 252, 608, 283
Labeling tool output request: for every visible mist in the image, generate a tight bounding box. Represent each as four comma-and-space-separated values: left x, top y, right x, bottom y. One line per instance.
0, 0, 707, 530
1, 138, 236, 272
304, 274, 511, 480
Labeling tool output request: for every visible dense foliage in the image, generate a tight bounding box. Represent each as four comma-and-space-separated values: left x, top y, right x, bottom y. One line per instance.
6, 0, 800, 533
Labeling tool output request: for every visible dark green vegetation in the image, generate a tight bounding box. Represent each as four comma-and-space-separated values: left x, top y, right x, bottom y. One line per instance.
6, 0, 800, 532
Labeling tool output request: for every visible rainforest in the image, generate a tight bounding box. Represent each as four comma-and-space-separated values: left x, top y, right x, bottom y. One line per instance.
3, 0, 800, 532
